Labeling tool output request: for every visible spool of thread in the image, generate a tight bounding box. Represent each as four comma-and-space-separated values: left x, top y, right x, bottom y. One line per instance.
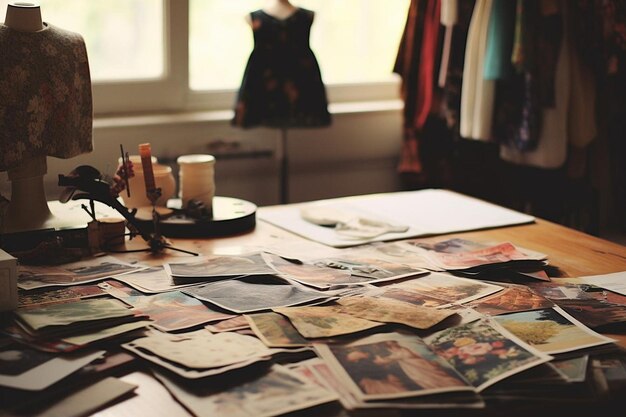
177, 154, 216, 211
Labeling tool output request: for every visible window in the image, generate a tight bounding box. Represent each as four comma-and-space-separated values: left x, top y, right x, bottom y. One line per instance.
1, 0, 409, 115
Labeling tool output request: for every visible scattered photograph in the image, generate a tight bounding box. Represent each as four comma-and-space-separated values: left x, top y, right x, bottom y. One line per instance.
154, 364, 337, 417
423, 242, 545, 271
164, 253, 275, 278
18, 285, 106, 307
246, 312, 308, 347
274, 306, 383, 338
375, 287, 451, 308
101, 280, 235, 332
424, 319, 552, 391
263, 253, 356, 289
113, 266, 197, 293
182, 278, 331, 314
390, 273, 503, 304
123, 329, 272, 370
493, 307, 616, 354
15, 298, 135, 332
466, 287, 554, 316
554, 298, 626, 329
336, 296, 457, 330
311, 256, 424, 284
206, 316, 250, 333
316, 333, 474, 400
17, 256, 144, 290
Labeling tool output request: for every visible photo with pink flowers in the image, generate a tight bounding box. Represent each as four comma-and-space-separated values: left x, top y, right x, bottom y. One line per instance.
424, 319, 552, 391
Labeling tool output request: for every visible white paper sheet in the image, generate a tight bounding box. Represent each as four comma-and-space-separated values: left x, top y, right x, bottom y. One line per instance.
574, 271, 626, 296
258, 189, 535, 248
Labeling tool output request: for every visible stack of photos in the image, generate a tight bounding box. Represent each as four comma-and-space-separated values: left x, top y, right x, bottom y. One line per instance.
17, 256, 146, 290
13, 298, 145, 340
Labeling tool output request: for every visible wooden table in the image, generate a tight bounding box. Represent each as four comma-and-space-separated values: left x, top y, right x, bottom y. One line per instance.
11, 197, 626, 417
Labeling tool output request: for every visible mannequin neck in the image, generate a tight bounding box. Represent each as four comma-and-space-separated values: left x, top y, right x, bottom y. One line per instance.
263, 0, 297, 20
4, 2, 44, 32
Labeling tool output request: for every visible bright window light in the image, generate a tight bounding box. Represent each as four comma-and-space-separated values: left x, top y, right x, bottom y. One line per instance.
189, 0, 410, 91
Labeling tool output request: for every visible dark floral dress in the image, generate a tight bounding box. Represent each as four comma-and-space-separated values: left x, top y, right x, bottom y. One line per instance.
232, 8, 331, 129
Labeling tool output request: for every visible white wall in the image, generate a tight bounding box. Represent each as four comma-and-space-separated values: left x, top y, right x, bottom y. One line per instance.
0, 106, 404, 207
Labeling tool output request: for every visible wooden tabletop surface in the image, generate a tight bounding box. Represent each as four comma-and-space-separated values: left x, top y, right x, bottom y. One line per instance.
80, 204, 626, 417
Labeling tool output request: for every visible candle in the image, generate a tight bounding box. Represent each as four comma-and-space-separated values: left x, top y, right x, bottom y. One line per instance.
138, 143, 157, 203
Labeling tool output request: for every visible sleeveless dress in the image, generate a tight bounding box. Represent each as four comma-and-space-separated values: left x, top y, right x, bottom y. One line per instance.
232, 8, 331, 128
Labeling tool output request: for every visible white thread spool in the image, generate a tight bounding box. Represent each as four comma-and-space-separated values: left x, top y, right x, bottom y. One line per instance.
177, 154, 216, 211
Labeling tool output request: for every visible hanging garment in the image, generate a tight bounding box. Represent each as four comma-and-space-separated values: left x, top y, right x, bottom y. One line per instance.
394, 0, 428, 175
483, 0, 516, 80
232, 8, 331, 129
500, 0, 573, 168
438, 0, 458, 87
459, 0, 495, 141
494, 0, 564, 152
414, 0, 441, 130
440, 0, 475, 140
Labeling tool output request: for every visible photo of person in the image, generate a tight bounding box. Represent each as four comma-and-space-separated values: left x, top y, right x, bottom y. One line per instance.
326, 336, 472, 400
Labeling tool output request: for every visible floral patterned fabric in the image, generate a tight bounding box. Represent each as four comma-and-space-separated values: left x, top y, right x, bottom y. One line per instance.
0, 23, 93, 171
232, 8, 331, 129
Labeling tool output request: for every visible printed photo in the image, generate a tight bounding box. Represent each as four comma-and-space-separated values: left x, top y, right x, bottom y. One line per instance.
467, 287, 554, 316
493, 307, 616, 354
165, 253, 275, 278
18, 256, 142, 290
425, 319, 551, 391
246, 312, 308, 347
391, 273, 503, 304
317, 334, 473, 400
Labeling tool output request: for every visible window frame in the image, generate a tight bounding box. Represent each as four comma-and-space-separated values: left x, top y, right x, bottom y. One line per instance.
92, 0, 401, 116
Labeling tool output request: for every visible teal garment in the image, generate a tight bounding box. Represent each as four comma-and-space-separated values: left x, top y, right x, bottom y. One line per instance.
483, 0, 516, 80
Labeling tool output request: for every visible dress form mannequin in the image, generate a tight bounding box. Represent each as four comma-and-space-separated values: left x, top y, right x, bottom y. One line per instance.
235, 0, 330, 204
2, 2, 52, 233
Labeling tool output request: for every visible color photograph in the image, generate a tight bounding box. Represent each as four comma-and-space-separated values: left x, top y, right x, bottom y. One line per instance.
493, 307, 616, 354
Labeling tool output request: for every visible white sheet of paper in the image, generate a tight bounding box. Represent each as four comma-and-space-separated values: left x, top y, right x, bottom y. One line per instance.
573, 271, 626, 296
258, 189, 535, 248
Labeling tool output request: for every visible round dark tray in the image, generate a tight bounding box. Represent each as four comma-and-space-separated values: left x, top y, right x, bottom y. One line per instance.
137, 196, 257, 238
